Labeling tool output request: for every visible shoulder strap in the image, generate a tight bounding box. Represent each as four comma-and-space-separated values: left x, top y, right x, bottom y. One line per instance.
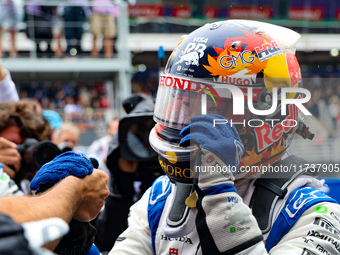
249, 155, 315, 234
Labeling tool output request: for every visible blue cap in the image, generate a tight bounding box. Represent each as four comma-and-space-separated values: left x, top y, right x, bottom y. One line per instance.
42, 110, 63, 130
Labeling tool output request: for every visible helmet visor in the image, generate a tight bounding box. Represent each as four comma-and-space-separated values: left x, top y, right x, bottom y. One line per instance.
154, 75, 258, 130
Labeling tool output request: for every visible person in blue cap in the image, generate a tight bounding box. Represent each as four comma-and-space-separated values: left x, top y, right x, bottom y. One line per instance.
42, 110, 63, 130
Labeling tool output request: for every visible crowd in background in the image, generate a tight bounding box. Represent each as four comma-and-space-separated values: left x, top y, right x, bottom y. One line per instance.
0, 0, 118, 58
303, 74, 340, 138
15, 70, 158, 145
18, 80, 114, 141
19, 80, 111, 111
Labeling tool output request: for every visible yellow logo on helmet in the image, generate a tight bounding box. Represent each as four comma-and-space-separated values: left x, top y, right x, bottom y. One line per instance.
159, 152, 194, 181
166, 151, 177, 164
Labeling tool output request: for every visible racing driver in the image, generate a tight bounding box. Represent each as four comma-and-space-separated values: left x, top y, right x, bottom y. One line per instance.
110, 20, 340, 255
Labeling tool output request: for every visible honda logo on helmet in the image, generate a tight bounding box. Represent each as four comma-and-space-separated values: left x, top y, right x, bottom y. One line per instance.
159, 75, 312, 116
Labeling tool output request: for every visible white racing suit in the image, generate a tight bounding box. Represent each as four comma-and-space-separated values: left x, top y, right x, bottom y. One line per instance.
0, 164, 23, 197
110, 157, 340, 255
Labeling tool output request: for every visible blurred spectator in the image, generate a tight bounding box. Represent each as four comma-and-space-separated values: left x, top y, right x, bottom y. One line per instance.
0, 0, 20, 57
86, 118, 119, 176
42, 109, 63, 130
52, 4, 65, 58
25, 0, 54, 57
305, 88, 321, 117
0, 66, 19, 102
313, 132, 326, 159
51, 122, 80, 150
90, 0, 117, 58
329, 95, 340, 128
99, 94, 109, 108
64, 96, 84, 113
131, 71, 158, 99
62, 0, 91, 57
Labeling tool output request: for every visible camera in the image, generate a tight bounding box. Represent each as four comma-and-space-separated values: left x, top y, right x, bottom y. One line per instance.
16, 138, 72, 172
118, 112, 158, 162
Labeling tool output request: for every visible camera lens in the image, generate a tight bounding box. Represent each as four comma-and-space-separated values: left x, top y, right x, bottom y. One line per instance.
34, 141, 61, 168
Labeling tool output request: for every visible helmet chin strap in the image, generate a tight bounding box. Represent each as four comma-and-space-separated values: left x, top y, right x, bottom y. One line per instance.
163, 182, 196, 238
296, 121, 315, 140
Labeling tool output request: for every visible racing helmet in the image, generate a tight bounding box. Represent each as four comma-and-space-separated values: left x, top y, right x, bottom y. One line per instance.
150, 20, 309, 183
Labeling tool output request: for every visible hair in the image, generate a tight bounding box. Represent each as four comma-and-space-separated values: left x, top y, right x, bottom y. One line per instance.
18, 98, 42, 114
0, 101, 52, 141
52, 122, 80, 140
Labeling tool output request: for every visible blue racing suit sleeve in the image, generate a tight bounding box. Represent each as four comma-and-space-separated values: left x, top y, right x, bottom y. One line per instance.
147, 175, 172, 252
266, 186, 337, 251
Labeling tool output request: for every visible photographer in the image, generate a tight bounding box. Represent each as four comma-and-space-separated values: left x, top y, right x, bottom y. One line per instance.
94, 94, 162, 252
0, 100, 52, 183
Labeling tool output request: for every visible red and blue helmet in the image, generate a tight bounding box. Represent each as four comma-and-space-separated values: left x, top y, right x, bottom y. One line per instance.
150, 20, 304, 182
